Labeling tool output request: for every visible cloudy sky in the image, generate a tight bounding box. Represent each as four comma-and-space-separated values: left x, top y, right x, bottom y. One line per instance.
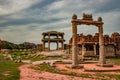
0, 0, 120, 44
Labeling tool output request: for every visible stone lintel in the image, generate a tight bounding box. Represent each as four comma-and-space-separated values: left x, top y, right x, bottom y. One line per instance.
72, 19, 103, 26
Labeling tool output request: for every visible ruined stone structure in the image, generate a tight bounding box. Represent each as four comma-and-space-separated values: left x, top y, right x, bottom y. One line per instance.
36, 44, 43, 51
42, 31, 65, 51
71, 13, 105, 67
69, 32, 120, 56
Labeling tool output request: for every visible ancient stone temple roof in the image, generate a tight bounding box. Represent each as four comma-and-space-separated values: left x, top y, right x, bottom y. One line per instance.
42, 31, 65, 43
42, 31, 64, 35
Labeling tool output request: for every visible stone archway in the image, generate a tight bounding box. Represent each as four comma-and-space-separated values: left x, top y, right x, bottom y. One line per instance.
42, 31, 65, 51
71, 13, 105, 67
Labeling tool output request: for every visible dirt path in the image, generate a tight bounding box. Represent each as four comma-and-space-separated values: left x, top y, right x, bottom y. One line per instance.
19, 64, 93, 80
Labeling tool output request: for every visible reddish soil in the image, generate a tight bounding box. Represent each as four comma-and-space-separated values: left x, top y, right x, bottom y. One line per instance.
19, 64, 93, 80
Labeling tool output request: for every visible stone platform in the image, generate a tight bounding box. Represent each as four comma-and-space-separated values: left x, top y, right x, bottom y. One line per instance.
55, 63, 120, 74
84, 63, 120, 72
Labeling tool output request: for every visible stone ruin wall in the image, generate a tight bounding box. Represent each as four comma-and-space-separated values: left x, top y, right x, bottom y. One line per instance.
69, 32, 120, 57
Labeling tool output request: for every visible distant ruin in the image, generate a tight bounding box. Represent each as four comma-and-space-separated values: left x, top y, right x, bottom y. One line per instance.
42, 31, 65, 51
69, 32, 120, 56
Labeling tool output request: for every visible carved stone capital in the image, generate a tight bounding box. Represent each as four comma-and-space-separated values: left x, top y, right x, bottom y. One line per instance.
98, 17, 102, 22
72, 14, 77, 19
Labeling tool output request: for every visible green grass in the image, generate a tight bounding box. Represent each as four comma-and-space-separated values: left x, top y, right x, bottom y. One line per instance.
0, 55, 21, 80
25, 56, 45, 61
38, 63, 55, 72
0, 61, 21, 80
107, 57, 120, 65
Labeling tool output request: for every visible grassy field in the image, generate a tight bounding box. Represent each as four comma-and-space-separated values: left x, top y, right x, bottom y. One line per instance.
0, 55, 21, 80
1, 51, 120, 80
0, 51, 62, 80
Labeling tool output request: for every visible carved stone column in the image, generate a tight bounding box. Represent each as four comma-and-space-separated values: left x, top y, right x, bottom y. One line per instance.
93, 44, 97, 56
62, 34, 64, 50
48, 41, 50, 51
72, 22, 78, 67
62, 42, 64, 50
57, 41, 59, 50
42, 34, 45, 51
82, 44, 85, 60
43, 42, 45, 51
98, 25, 106, 64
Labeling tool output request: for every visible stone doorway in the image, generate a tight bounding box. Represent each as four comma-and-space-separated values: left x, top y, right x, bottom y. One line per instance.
71, 13, 105, 67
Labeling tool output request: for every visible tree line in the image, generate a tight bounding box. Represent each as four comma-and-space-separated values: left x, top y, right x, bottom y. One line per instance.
0, 40, 37, 50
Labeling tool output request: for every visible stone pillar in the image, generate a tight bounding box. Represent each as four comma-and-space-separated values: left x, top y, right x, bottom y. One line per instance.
62, 42, 64, 50
93, 44, 97, 56
43, 42, 45, 51
57, 34, 59, 38
43, 34, 45, 51
82, 44, 85, 59
48, 33, 50, 51
48, 41, 50, 51
98, 25, 106, 64
43, 34, 45, 39
62, 34, 64, 50
72, 22, 78, 67
57, 41, 59, 50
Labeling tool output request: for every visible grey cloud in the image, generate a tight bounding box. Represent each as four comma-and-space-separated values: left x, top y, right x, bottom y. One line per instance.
0, 15, 66, 28
0, 0, 10, 5
27, 0, 57, 10
0, 0, 120, 44
88, 0, 120, 13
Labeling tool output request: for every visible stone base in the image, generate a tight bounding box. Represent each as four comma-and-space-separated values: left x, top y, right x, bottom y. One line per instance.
84, 68, 120, 72
67, 64, 84, 69
96, 63, 113, 67
56, 63, 120, 73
